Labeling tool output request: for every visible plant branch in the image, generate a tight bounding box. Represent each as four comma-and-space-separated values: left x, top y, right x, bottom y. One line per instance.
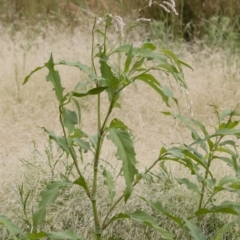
102, 153, 169, 228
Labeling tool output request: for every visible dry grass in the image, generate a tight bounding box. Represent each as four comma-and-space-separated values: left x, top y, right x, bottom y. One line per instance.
0, 20, 240, 239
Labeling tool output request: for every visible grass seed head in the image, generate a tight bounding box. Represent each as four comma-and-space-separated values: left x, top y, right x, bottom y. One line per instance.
112, 16, 124, 37
136, 18, 151, 22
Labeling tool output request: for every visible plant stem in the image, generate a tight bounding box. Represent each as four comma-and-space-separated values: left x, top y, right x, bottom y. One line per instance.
59, 105, 91, 198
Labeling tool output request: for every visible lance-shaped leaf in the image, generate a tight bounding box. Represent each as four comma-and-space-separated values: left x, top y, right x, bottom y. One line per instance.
72, 86, 108, 98
124, 44, 133, 73
108, 210, 173, 239
45, 54, 64, 102
147, 200, 184, 226
112, 44, 167, 63
43, 128, 70, 153
100, 57, 119, 101
107, 128, 138, 202
102, 168, 115, 202
0, 215, 23, 236
23, 65, 45, 85
213, 221, 235, 240
175, 178, 201, 195
63, 109, 78, 134
195, 201, 240, 216
45, 229, 85, 240
136, 73, 170, 107
184, 220, 207, 240
57, 60, 92, 75
33, 181, 72, 231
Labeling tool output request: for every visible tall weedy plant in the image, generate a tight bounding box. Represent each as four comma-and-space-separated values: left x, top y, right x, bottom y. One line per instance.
1, 0, 240, 239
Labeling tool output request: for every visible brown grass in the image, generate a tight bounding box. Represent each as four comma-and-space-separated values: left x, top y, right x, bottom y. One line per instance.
0, 20, 240, 239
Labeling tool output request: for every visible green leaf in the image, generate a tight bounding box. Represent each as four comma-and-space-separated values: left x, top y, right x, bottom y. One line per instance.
100, 58, 119, 101
73, 138, 91, 152
219, 109, 232, 122
112, 44, 167, 62
73, 175, 89, 193
27, 232, 47, 239
0, 215, 23, 235
43, 128, 70, 153
23, 65, 45, 85
58, 60, 92, 76
136, 73, 170, 107
72, 87, 108, 98
175, 178, 201, 194
218, 175, 237, 186
107, 128, 138, 202
72, 98, 81, 126
63, 109, 78, 134
45, 54, 64, 102
33, 181, 72, 230
46, 229, 85, 240
124, 44, 133, 73
185, 220, 207, 240
213, 221, 235, 240
102, 168, 115, 202
167, 147, 184, 158
130, 57, 145, 73
195, 201, 240, 216
109, 118, 129, 131
141, 41, 156, 51
109, 210, 173, 239
148, 201, 183, 226
213, 128, 240, 137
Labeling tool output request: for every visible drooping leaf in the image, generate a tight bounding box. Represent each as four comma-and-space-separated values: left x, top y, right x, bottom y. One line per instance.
63, 109, 78, 134
102, 168, 115, 202
45, 54, 64, 102
147, 201, 183, 226
33, 181, 72, 231
57, 60, 92, 76
185, 220, 207, 240
195, 201, 240, 216
23, 65, 45, 85
175, 178, 201, 194
136, 73, 170, 107
107, 128, 138, 202
72, 87, 108, 98
109, 210, 173, 239
43, 128, 70, 153
46, 229, 85, 240
0, 215, 23, 235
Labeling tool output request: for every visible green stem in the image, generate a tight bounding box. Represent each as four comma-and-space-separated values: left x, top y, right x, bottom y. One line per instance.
59, 105, 91, 198
91, 93, 116, 238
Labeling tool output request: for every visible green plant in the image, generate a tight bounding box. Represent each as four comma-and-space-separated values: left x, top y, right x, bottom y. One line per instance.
1, 1, 240, 239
